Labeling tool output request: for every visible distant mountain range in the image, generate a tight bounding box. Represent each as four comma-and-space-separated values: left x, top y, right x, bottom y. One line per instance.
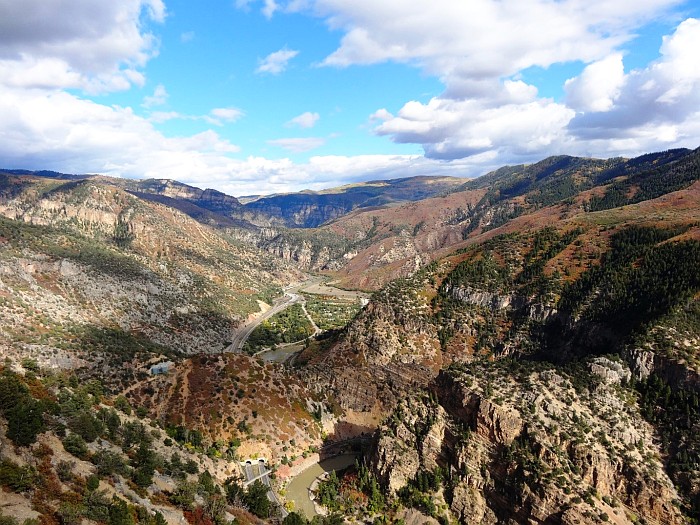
1, 169, 465, 229
1, 146, 699, 523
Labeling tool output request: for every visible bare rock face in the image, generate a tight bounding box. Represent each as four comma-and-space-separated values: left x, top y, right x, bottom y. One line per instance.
448, 284, 558, 322
624, 342, 700, 386
306, 272, 441, 415
589, 356, 632, 384
436, 371, 522, 446
370, 363, 684, 525
373, 428, 422, 494
475, 398, 522, 446
450, 481, 497, 525
372, 396, 448, 494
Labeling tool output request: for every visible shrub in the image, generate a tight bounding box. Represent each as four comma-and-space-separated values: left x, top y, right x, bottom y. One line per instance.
62, 433, 88, 459
0, 459, 37, 493
92, 450, 128, 478
4, 398, 45, 446
114, 396, 132, 415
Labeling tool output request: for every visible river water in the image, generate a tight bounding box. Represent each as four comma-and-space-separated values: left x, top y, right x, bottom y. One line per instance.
285, 454, 359, 518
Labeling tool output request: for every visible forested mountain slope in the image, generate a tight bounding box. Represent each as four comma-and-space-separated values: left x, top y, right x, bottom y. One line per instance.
265, 148, 699, 290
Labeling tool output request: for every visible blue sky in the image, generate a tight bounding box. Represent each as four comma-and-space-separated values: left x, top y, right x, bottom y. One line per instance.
1, 0, 700, 195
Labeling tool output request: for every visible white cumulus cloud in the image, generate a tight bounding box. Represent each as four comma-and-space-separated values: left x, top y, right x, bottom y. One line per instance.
373, 80, 575, 161
256, 47, 299, 74
567, 18, 700, 155
275, 0, 695, 162
565, 54, 626, 112
286, 111, 320, 128
0, 0, 165, 93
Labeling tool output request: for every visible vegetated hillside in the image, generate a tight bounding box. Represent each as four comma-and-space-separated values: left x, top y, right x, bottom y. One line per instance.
258, 186, 489, 289
0, 174, 299, 391
1, 171, 246, 221
240, 176, 465, 228
300, 172, 700, 521
0, 364, 285, 525
267, 148, 699, 290
126, 353, 325, 463
108, 177, 265, 234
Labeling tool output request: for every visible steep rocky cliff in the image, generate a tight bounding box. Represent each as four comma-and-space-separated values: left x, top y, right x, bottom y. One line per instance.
371, 361, 684, 524
305, 185, 700, 520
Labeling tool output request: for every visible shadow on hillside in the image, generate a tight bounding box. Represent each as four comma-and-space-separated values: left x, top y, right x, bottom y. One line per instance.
319, 420, 376, 460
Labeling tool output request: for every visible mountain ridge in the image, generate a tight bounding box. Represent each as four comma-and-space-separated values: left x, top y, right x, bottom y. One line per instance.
2, 146, 700, 523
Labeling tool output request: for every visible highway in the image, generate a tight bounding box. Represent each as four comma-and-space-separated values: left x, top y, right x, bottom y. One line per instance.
225, 289, 303, 353
225, 276, 365, 356
240, 459, 287, 517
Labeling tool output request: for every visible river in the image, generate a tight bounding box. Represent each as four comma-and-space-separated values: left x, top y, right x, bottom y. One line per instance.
285, 454, 359, 518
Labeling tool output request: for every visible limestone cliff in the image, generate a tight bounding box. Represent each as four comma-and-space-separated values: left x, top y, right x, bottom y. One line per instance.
370, 361, 684, 525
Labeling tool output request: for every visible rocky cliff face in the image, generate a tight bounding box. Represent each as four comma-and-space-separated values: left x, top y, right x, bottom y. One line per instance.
370, 361, 684, 525
120, 178, 242, 214
303, 269, 441, 415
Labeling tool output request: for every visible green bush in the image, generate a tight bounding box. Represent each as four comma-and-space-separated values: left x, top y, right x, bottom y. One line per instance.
68, 411, 103, 443
0, 371, 45, 446
0, 459, 37, 493
62, 433, 88, 459
92, 450, 128, 478
114, 395, 132, 415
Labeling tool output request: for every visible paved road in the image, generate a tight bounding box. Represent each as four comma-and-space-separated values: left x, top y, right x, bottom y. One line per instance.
226, 291, 302, 353
226, 276, 364, 355
241, 459, 287, 517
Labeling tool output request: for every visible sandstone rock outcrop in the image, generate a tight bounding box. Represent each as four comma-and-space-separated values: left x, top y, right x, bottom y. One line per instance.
370, 364, 684, 525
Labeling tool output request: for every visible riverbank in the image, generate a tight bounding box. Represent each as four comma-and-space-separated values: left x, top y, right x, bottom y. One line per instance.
284, 454, 359, 518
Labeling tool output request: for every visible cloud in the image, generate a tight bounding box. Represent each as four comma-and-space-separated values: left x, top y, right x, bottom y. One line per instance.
373, 80, 575, 161
0, 0, 165, 93
256, 47, 299, 74
564, 54, 625, 112
2, 0, 699, 199
202, 154, 489, 196
262, 0, 279, 18
147, 107, 244, 126
304, 0, 679, 82
0, 85, 247, 180
567, 18, 700, 154
180, 31, 195, 43
0, 83, 480, 196
267, 137, 326, 152
142, 84, 168, 108
207, 107, 245, 125
371, 18, 700, 162
286, 111, 320, 128
250, 0, 695, 163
